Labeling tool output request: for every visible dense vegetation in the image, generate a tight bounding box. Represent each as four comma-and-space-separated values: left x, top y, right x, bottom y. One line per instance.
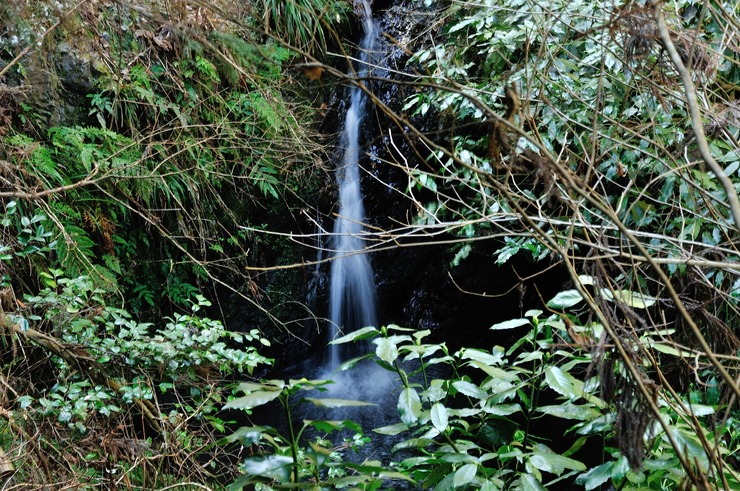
1, 0, 739, 490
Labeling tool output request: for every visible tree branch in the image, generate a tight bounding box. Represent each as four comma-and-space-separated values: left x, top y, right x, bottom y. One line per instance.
654, 1, 740, 232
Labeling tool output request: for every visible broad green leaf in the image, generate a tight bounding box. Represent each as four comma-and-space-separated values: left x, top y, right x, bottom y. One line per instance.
471, 362, 519, 382
610, 455, 630, 480
477, 421, 516, 447
452, 380, 487, 399
330, 326, 378, 344
480, 479, 501, 491
577, 275, 596, 286
601, 288, 656, 308
398, 387, 422, 424
481, 403, 520, 416
392, 437, 434, 452
241, 454, 293, 481
413, 329, 431, 341
439, 453, 479, 463
338, 354, 372, 371
374, 337, 399, 364
422, 380, 448, 403
544, 366, 584, 400
644, 340, 695, 357
537, 404, 600, 421
374, 423, 409, 435
386, 324, 415, 332
490, 318, 530, 330
223, 425, 268, 445
576, 462, 613, 490
308, 420, 346, 432
546, 289, 584, 309
305, 397, 375, 408
377, 471, 417, 483
448, 17, 477, 33
290, 378, 331, 390
685, 403, 715, 417
669, 425, 709, 467
518, 474, 547, 491
341, 461, 416, 482
401, 344, 443, 361
529, 452, 586, 474
460, 348, 504, 366
453, 463, 477, 487
308, 441, 332, 467
331, 475, 370, 487
431, 402, 448, 432
224, 389, 282, 410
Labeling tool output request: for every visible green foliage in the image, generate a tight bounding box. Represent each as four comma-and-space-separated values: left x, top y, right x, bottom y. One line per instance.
12, 270, 271, 431
393, 4, 740, 488
402, 0, 740, 276
223, 378, 409, 489
227, 303, 738, 489
259, 0, 352, 54
336, 317, 737, 490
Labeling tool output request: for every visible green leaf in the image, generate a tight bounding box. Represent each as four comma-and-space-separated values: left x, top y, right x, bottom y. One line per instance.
469, 361, 519, 382
577, 275, 596, 286
453, 463, 477, 487
452, 380, 487, 399
308, 441, 332, 467
431, 402, 448, 432
374, 423, 409, 435
223, 389, 282, 410
518, 474, 547, 491
544, 366, 584, 400
413, 329, 431, 341
392, 437, 434, 452
330, 326, 378, 344
490, 318, 530, 330
398, 387, 422, 424
241, 455, 293, 481
644, 339, 695, 357
685, 403, 715, 417
576, 462, 613, 490
235, 381, 283, 393
439, 453, 479, 464
546, 289, 584, 309
482, 403, 520, 416
308, 419, 358, 433
537, 404, 600, 421
529, 452, 586, 475
224, 426, 268, 445
460, 348, 504, 366
375, 337, 399, 364
669, 425, 710, 467
480, 479, 501, 491
305, 397, 375, 408
601, 289, 656, 308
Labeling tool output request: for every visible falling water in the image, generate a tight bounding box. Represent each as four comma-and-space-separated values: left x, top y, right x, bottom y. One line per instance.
328, 0, 378, 368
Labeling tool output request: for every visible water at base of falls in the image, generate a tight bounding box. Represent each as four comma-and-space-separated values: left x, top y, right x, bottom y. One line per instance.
327, 0, 379, 368
262, 0, 412, 480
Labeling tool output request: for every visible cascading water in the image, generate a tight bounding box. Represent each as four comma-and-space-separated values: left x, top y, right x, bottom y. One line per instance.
328, 0, 378, 368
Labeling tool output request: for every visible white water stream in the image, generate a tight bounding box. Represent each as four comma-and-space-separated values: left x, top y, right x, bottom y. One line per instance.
328, 0, 379, 368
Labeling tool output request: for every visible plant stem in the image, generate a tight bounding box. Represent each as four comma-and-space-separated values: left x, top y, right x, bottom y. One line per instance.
282, 394, 299, 483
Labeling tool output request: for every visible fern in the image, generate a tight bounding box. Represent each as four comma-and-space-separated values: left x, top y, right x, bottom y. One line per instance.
250, 93, 284, 133
194, 56, 220, 83
54, 224, 96, 276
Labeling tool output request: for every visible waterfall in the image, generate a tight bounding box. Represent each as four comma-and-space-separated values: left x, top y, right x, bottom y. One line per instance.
328, 0, 378, 368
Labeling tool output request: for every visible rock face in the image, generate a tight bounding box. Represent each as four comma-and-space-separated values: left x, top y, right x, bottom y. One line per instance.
1, 7, 104, 128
